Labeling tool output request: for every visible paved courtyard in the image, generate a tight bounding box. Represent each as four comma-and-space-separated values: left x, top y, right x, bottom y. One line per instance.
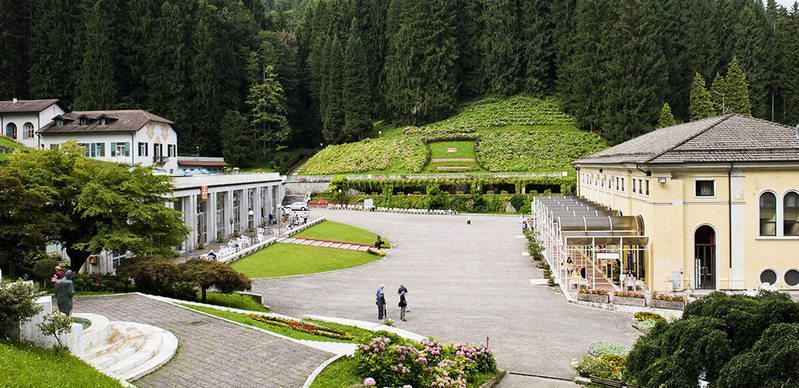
252, 208, 641, 381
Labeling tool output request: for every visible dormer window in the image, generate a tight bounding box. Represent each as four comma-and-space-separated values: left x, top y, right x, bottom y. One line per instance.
100, 117, 107, 125
79, 117, 88, 125
56, 119, 63, 127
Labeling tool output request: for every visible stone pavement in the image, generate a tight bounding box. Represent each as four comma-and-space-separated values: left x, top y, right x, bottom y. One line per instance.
251, 208, 641, 382
72, 294, 332, 388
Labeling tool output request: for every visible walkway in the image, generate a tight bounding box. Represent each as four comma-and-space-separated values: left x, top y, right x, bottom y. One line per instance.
251, 208, 641, 381
72, 294, 332, 388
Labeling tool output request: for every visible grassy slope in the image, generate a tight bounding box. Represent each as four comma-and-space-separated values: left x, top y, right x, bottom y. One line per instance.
0, 136, 34, 161
296, 95, 606, 175
0, 340, 124, 387
292, 220, 388, 246
230, 243, 378, 278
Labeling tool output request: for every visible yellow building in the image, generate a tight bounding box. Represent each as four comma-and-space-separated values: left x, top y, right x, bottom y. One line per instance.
572, 114, 799, 292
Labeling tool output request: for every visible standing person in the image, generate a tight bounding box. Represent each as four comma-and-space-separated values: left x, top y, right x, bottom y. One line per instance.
467, 215, 471, 225
51, 265, 65, 283
376, 284, 386, 320
375, 235, 383, 249
580, 266, 587, 279
397, 283, 408, 312
398, 291, 407, 321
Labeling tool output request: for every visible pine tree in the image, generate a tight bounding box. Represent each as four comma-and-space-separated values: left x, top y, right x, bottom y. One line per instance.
690, 73, 715, 120
519, 0, 555, 94
248, 65, 290, 162
710, 73, 727, 115
657, 103, 677, 128
478, 0, 520, 96
73, 0, 118, 110
0, 0, 33, 98
342, 20, 372, 143
28, 0, 82, 103
723, 56, 752, 116
322, 37, 345, 144
220, 110, 254, 167
452, 0, 482, 98
383, 0, 459, 125
776, 6, 799, 124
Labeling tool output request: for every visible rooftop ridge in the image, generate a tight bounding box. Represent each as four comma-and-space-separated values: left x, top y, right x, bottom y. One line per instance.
644, 114, 734, 163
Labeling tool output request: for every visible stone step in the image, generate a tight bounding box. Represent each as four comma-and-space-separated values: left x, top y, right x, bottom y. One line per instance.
329, 243, 342, 249
358, 246, 371, 251
310, 241, 325, 246
83, 321, 178, 382
299, 239, 314, 245
119, 330, 179, 381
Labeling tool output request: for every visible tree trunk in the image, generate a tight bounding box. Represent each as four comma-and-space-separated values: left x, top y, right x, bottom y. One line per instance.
201, 287, 207, 302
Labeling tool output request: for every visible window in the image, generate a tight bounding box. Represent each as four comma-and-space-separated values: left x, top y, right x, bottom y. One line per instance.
786, 269, 799, 287
138, 142, 149, 157
90, 143, 105, 157
760, 269, 778, 285
55, 119, 63, 127
100, 117, 107, 125
646, 180, 650, 196
49, 144, 59, 150
77, 143, 90, 157
110, 142, 130, 157
633, 180, 637, 193
23, 122, 34, 139
79, 117, 88, 125
784, 192, 799, 236
616, 177, 619, 190
760, 192, 777, 236
621, 178, 624, 191
154, 143, 163, 158
696, 180, 715, 197
5, 122, 17, 138
168, 144, 176, 157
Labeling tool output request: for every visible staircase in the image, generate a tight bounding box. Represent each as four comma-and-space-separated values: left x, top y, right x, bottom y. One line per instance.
74, 313, 178, 382
279, 237, 373, 252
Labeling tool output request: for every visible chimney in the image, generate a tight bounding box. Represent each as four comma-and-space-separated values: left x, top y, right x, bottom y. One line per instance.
12, 97, 18, 104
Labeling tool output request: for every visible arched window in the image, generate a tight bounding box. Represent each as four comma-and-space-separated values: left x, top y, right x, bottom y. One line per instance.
5, 122, 17, 138
759, 192, 777, 236
784, 192, 799, 236
23, 122, 34, 139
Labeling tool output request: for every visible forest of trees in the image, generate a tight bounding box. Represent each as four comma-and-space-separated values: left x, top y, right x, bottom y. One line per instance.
2, 0, 799, 160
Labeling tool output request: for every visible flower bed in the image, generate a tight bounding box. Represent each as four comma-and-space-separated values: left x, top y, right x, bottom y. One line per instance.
650, 294, 685, 310
612, 291, 646, 307
588, 342, 629, 357
248, 313, 354, 341
578, 289, 609, 303
633, 311, 664, 322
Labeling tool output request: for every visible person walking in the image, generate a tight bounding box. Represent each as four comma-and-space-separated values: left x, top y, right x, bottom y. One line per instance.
467, 215, 471, 225
398, 291, 407, 321
376, 284, 386, 320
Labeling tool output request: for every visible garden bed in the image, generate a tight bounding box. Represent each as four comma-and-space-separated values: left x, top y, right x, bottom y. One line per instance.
613, 296, 646, 307
650, 299, 685, 310
577, 293, 609, 304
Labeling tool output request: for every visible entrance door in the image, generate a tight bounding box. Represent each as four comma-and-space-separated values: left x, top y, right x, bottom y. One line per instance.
694, 225, 716, 289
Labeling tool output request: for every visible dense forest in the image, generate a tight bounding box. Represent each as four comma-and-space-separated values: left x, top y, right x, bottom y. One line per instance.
2, 0, 799, 159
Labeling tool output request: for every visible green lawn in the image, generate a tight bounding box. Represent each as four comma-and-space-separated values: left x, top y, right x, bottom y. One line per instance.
182, 305, 368, 343
0, 340, 124, 387
292, 220, 388, 246
428, 141, 477, 159
230, 243, 379, 278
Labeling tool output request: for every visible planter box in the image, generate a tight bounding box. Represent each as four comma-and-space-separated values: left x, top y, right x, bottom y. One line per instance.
613, 296, 646, 307
577, 293, 609, 304
590, 376, 623, 387
650, 299, 685, 310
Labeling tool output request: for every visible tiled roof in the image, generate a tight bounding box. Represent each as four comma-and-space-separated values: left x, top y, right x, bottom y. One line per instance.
573, 114, 799, 166
38, 110, 173, 134
0, 99, 63, 114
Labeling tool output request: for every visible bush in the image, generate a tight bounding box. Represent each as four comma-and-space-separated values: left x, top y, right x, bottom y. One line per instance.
31, 259, 59, 286
589, 342, 630, 357
716, 323, 799, 388
633, 311, 664, 321
574, 354, 627, 380
0, 280, 44, 338
116, 256, 195, 301
72, 272, 116, 293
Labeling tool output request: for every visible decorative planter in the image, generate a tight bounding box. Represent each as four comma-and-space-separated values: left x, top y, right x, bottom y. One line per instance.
613, 296, 646, 307
650, 299, 685, 310
589, 376, 623, 388
577, 293, 609, 304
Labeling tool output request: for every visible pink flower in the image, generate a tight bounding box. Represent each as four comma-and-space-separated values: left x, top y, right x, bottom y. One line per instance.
364, 377, 376, 386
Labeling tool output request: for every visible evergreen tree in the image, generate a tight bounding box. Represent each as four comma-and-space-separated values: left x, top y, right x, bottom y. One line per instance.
690, 73, 715, 120
28, 0, 81, 104
671, 0, 719, 118
777, 6, 799, 124
723, 57, 752, 116
452, 0, 482, 98
519, 0, 555, 94
248, 66, 291, 162
322, 37, 345, 144
0, 0, 33, 98
220, 110, 253, 167
657, 103, 677, 128
478, 0, 520, 96
73, 0, 118, 110
710, 72, 727, 115
342, 20, 372, 143
383, 0, 459, 125
599, 0, 667, 144
118, 0, 160, 107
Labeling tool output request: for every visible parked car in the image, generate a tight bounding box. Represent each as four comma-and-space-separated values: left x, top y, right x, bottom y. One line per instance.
288, 201, 309, 211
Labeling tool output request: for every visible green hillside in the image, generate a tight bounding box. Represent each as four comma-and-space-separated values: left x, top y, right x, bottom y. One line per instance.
0, 137, 34, 161
296, 96, 606, 175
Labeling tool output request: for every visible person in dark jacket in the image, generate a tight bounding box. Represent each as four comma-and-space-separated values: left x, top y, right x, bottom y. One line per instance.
376, 284, 386, 320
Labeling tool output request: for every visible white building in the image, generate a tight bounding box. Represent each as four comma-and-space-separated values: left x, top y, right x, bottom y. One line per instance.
0, 98, 66, 149
39, 110, 179, 172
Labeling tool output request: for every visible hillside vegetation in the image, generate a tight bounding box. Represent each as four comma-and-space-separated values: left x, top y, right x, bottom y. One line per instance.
0, 137, 33, 161
296, 96, 606, 175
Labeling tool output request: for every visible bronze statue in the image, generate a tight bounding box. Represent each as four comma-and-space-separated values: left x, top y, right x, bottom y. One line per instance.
54, 270, 75, 315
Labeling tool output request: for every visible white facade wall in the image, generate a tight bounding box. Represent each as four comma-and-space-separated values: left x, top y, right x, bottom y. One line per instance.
0, 103, 65, 149
39, 123, 179, 172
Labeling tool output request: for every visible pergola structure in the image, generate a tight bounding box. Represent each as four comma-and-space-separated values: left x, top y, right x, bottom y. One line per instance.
531, 196, 651, 292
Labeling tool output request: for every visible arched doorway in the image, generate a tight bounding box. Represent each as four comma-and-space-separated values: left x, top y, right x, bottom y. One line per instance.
694, 225, 716, 289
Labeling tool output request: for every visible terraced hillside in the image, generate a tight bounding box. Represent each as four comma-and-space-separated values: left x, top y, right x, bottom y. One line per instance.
295, 96, 606, 175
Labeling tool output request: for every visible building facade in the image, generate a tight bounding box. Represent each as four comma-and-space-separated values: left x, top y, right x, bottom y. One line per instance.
38, 110, 179, 172
0, 98, 66, 149
573, 114, 799, 292
170, 173, 286, 251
